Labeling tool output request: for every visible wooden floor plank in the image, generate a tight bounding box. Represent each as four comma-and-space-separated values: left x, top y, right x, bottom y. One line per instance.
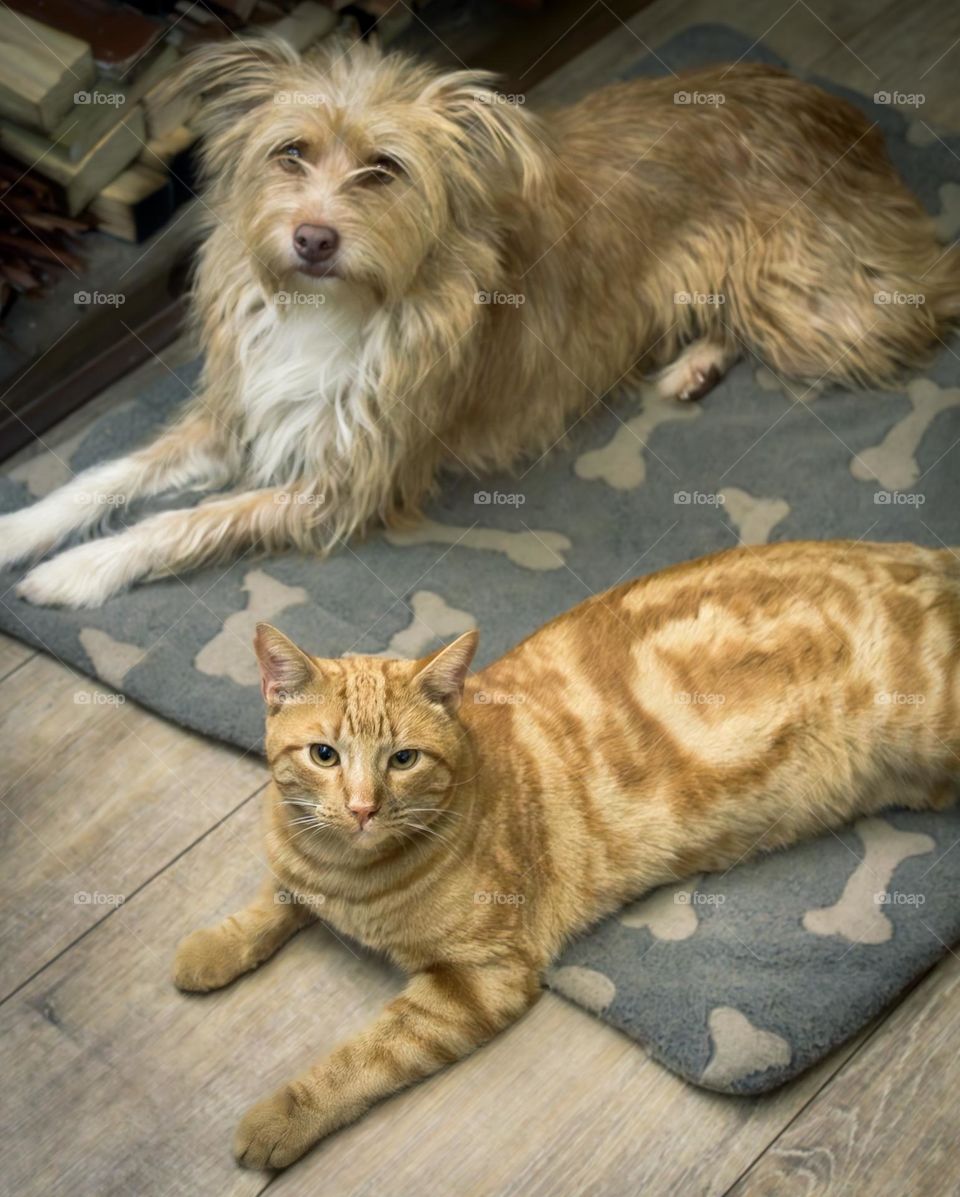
529, 0, 901, 107
0, 631, 34, 682
809, 0, 960, 129
728, 954, 960, 1196
0, 792, 867, 1197
272, 1010, 867, 1197
0, 652, 265, 998
534, 0, 958, 134
0, 800, 396, 1197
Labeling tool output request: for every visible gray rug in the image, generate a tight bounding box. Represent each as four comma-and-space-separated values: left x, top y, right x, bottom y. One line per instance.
2, 27, 960, 1094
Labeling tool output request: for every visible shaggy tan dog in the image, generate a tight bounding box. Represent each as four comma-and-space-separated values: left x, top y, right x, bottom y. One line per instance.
2, 38, 956, 606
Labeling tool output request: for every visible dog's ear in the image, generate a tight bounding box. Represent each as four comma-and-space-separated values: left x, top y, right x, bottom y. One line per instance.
423, 71, 549, 199
163, 35, 299, 142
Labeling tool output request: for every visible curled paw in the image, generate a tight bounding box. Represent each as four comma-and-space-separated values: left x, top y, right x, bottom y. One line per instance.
653, 341, 730, 402
172, 927, 250, 993
234, 1084, 321, 1170
676, 363, 721, 402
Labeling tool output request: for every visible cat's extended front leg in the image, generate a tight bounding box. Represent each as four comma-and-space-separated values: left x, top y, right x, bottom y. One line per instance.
15, 483, 322, 608
235, 959, 540, 1169
173, 878, 315, 993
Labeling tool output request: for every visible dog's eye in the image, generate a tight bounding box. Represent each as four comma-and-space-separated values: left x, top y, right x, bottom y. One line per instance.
310, 743, 339, 767
275, 143, 306, 171
363, 155, 404, 185
389, 748, 419, 769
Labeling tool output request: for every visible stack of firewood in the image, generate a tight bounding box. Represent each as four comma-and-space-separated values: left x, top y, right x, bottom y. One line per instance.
0, 0, 339, 318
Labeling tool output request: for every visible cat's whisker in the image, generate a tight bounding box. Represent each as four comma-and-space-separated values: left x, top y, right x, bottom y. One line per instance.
403, 819, 464, 862
445, 771, 482, 788
289, 821, 337, 844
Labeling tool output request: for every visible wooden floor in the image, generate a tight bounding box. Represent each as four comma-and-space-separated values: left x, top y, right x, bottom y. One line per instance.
3, 1, 960, 1193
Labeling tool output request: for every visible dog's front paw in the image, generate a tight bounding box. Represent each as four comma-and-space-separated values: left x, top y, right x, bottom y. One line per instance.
17, 554, 99, 608
0, 508, 54, 571
235, 1084, 324, 1170
173, 927, 252, 993
16, 539, 137, 608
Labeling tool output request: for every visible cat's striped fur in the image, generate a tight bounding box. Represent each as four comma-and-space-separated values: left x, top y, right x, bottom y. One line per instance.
173, 539, 960, 1168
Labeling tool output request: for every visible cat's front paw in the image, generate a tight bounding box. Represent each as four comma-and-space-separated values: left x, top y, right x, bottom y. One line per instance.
234, 1084, 323, 1170
173, 927, 251, 993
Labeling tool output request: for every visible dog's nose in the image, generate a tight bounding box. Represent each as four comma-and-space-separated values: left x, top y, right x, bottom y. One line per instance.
293, 223, 340, 264
349, 803, 378, 829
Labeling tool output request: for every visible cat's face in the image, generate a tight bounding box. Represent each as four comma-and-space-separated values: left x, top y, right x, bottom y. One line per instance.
254, 624, 478, 852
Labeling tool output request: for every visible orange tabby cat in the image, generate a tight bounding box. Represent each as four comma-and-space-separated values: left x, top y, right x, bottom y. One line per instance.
173, 539, 960, 1168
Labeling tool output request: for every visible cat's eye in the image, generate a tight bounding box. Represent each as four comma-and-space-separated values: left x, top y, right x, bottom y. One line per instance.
389, 748, 419, 770
310, 743, 339, 767
362, 154, 404, 185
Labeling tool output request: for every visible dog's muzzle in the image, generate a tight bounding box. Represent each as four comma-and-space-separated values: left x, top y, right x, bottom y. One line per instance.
293, 224, 341, 276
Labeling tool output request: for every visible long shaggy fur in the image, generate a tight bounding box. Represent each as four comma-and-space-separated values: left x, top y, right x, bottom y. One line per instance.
3, 37, 958, 606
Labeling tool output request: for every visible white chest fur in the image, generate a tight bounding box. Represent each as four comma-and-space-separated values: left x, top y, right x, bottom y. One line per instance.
236, 285, 374, 487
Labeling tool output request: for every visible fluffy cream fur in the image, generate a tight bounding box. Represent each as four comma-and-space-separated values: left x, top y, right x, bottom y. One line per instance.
2, 38, 957, 606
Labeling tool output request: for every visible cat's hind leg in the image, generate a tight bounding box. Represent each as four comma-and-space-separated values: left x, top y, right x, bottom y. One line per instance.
173, 879, 315, 993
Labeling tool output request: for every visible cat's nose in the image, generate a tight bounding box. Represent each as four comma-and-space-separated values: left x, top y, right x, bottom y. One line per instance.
348, 801, 378, 829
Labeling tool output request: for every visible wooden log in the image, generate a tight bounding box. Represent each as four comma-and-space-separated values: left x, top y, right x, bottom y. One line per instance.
0, 8, 94, 133
89, 162, 175, 243
0, 105, 147, 216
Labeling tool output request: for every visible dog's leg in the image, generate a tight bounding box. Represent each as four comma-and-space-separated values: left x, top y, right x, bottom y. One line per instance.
0, 411, 235, 571
652, 340, 737, 402
16, 485, 317, 608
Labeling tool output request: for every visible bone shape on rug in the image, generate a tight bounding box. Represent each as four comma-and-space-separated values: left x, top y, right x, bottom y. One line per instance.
850, 378, 960, 491
385, 519, 571, 569
802, 817, 935, 944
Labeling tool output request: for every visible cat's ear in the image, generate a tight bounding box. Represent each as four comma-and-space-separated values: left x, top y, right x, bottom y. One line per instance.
254, 623, 316, 705
412, 631, 479, 713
